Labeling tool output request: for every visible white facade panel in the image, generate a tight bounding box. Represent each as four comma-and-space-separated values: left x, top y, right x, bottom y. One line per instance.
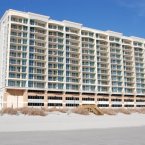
7, 95, 23, 108
111, 102, 122, 105
124, 102, 135, 105
48, 100, 63, 103
135, 102, 145, 105
65, 100, 80, 104
28, 99, 44, 103
82, 101, 95, 104
98, 101, 109, 104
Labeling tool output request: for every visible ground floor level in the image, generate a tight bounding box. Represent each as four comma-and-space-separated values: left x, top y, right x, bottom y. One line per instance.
0, 89, 145, 109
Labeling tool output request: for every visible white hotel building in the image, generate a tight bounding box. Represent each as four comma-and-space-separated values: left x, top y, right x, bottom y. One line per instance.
0, 9, 145, 109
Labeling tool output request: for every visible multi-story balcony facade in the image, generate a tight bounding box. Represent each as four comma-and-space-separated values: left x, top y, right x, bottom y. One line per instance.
0, 9, 145, 109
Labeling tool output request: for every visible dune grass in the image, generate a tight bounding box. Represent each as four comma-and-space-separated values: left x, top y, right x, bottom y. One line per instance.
0, 108, 18, 115
72, 107, 90, 115
0, 107, 47, 116
18, 107, 47, 116
1, 107, 145, 116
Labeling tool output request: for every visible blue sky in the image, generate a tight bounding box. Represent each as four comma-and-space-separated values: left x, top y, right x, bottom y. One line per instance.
0, 0, 145, 38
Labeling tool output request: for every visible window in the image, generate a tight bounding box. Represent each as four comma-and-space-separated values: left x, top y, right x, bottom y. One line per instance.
48, 103, 62, 106
22, 67, 26, 72
22, 53, 27, 58
97, 104, 109, 107
111, 104, 122, 107
58, 70, 63, 76
29, 47, 34, 52
22, 60, 26, 65
30, 40, 34, 45
28, 96, 44, 99
8, 80, 15, 86
22, 74, 26, 79
58, 64, 63, 69
23, 19, 28, 24
16, 81, 20, 87
23, 33, 27, 37
82, 98, 94, 101
30, 27, 34, 32
22, 81, 26, 87
58, 77, 63, 81
9, 73, 15, 78
97, 98, 109, 101
29, 67, 33, 73
48, 96, 62, 100
66, 104, 79, 107
28, 81, 33, 87
23, 46, 27, 51
58, 26, 63, 30
28, 103, 44, 106
124, 105, 134, 107
29, 74, 33, 79
18, 19, 22, 23
30, 20, 35, 25
9, 66, 16, 71
30, 33, 34, 39
23, 26, 27, 31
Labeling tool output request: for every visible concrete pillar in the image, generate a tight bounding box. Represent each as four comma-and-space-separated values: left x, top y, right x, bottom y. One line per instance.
44, 91, 48, 108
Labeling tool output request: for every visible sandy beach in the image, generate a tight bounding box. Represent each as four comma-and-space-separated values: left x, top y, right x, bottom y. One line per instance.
0, 127, 145, 145
0, 113, 145, 144
0, 112, 145, 132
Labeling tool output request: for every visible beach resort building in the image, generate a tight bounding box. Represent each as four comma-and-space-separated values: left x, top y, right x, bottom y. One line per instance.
0, 9, 145, 110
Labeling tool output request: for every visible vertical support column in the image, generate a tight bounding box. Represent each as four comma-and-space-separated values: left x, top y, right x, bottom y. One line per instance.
120, 39, 125, 108
45, 21, 49, 91
95, 93, 98, 106
79, 29, 83, 95
79, 92, 82, 106
122, 94, 124, 108
3, 89, 8, 108
26, 17, 30, 88
107, 37, 112, 106
6, 15, 12, 87
134, 95, 136, 108
62, 92, 66, 108
132, 41, 137, 108
109, 94, 112, 108
23, 90, 28, 107
63, 27, 66, 92
120, 40, 125, 99
79, 30, 82, 94
0, 16, 8, 90
94, 34, 98, 94
44, 91, 48, 108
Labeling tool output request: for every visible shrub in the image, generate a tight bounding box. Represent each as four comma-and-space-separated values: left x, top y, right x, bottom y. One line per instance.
135, 108, 145, 114
18, 107, 47, 116
58, 108, 68, 113
101, 109, 117, 115
0, 108, 18, 115
47, 107, 59, 112
72, 107, 89, 115
118, 108, 131, 114
47, 107, 68, 113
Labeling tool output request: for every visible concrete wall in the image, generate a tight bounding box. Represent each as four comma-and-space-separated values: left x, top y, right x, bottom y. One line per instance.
7, 95, 23, 108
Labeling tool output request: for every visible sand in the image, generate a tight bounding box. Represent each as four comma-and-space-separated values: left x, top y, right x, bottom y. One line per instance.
0, 127, 145, 145
0, 113, 145, 145
0, 112, 145, 132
